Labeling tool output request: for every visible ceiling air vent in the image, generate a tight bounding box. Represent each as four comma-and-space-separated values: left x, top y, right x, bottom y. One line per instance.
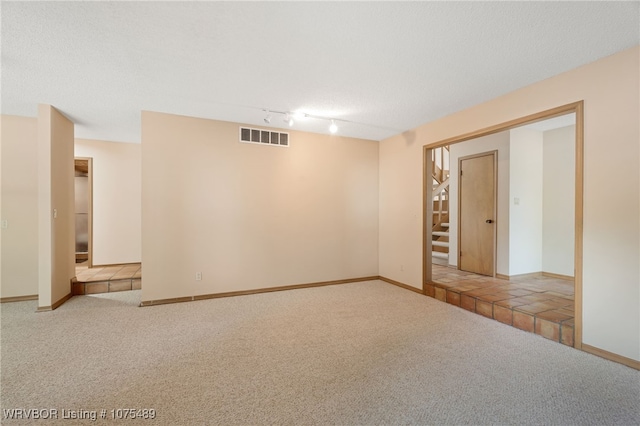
240, 127, 289, 147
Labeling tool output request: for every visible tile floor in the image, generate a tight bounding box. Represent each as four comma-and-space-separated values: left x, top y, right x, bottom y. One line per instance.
428, 264, 575, 346
73, 262, 141, 295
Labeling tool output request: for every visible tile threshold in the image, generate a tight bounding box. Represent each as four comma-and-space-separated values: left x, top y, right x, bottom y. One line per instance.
74, 263, 142, 296
73, 278, 142, 295
426, 280, 575, 347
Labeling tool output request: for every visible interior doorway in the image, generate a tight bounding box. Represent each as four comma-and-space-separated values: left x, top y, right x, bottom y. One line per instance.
423, 102, 583, 348
74, 157, 93, 268
459, 151, 496, 276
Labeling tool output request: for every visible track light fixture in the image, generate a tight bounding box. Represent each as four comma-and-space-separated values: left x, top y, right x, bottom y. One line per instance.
261, 108, 342, 134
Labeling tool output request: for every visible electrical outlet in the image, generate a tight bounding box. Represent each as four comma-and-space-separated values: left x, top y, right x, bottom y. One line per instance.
195, 272, 202, 281
400, 264, 404, 271
1, 220, 7, 229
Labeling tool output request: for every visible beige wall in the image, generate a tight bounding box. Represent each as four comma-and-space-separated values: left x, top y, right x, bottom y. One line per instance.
0, 115, 39, 298
75, 139, 141, 265
38, 105, 75, 308
543, 125, 575, 276
509, 127, 544, 275
379, 46, 640, 361
141, 112, 379, 302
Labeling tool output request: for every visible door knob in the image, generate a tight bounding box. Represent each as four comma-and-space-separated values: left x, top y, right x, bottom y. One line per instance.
485, 219, 493, 223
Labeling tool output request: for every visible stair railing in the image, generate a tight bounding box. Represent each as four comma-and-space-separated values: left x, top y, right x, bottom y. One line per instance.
431, 145, 450, 228
431, 145, 450, 183
433, 178, 449, 225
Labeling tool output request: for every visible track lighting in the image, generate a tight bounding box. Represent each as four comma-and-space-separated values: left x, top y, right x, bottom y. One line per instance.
261, 108, 341, 134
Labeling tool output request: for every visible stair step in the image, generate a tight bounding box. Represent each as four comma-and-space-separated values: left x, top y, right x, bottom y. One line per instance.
441, 222, 450, 227
433, 231, 449, 237
432, 241, 449, 248
433, 211, 448, 215
432, 251, 449, 259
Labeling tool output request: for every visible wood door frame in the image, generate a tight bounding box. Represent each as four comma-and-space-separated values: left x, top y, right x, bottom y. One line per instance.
457, 150, 498, 277
423, 101, 584, 349
74, 157, 93, 268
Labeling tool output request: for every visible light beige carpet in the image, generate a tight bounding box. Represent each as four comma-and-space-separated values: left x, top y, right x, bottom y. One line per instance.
1, 280, 638, 425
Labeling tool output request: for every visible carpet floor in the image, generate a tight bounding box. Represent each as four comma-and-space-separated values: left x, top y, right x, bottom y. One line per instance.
1, 280, 638, 425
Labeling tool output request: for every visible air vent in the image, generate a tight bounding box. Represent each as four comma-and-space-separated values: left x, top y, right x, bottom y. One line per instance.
240, 127, 289, 147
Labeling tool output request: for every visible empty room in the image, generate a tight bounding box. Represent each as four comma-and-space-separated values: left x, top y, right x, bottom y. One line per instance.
1, 2, 639, 424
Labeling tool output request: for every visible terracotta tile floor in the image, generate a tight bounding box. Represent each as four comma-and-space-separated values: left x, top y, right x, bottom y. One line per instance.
428, 265, 575, 346
73, 263, 141, 295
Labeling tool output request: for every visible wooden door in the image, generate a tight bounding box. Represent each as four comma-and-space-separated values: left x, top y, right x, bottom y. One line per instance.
459, 152, 496, 276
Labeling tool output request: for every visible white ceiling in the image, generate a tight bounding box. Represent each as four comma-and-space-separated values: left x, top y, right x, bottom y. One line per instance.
1, 2, 638, 143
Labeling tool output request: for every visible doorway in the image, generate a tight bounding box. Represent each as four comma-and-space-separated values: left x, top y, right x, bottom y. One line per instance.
74, 158, 92, 268
423, 102, 583, 348
459, 151, 496, 276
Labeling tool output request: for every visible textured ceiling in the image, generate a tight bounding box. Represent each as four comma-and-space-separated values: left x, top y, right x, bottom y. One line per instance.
1, 2, 638, 142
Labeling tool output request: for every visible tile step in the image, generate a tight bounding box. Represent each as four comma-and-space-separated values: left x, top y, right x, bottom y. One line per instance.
73, 278, 142, 296
425, 285, 574, 347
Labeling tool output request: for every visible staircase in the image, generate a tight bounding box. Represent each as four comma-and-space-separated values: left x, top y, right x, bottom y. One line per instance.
432, 146, 450, 263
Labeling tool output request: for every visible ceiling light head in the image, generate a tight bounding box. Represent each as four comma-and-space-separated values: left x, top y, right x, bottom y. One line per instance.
293, 111, 307, 120
264, 111, 272, 124
284, 114, 294, 127
329, 120, 338, 134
